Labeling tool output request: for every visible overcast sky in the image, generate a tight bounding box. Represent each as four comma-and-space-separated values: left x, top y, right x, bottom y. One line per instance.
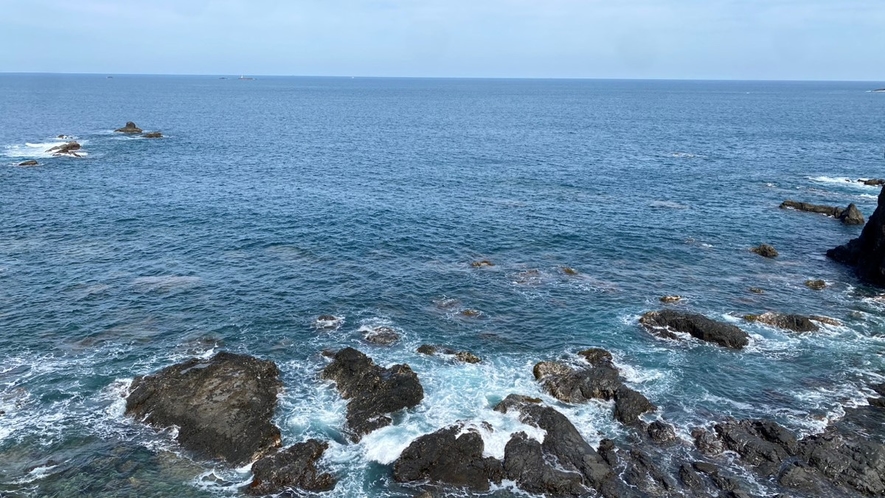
2, 0, 883, 80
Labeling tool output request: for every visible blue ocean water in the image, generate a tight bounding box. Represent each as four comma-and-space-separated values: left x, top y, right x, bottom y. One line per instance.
1, 75, 884, 496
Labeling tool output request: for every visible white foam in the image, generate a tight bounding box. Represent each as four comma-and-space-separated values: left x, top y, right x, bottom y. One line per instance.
809, 176, 877, 188
649, 200, 689, 209
4, 139, 88, 159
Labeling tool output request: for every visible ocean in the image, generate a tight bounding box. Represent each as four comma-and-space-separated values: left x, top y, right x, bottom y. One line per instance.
1, 75, 884, 496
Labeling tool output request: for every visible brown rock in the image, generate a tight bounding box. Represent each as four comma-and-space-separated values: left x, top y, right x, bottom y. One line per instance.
751, 244, 778, 258
115, 121, 143, 133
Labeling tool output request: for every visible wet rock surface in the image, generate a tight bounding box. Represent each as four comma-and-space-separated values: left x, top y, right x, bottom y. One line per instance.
744, 311, 819, 332
125, 352, 282, 466
143, 131, 163, 138
321, 347, 423, 441
393, 424, 504, 492
640, 309, 750, 349
114, 121, 143, 133
46, 141, 82, 156
828, 185, 885, 287
247, 439, 336, 495
416, 344, 481, 363
18, 160, 38, 166
363, 326, 400, 345
751, 243, 779, 258
780, 200, 865, 225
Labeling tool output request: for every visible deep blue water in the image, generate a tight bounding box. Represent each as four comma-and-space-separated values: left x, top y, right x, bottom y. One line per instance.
1, 75, 884, 496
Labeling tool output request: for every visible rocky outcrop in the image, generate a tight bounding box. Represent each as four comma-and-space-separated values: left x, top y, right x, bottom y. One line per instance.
805, 279, 827, 290
17, 160, 38, 166
363, 326, 399, 345
533, 349, 654, 425
143, 131, 163, 138
115, 121, 143, 133
46, 141, 82, 157
744, 312, 819, 332
247, 439, 336, 495
417, 344, 481, 363
125, 352, 282, 465
660, 295, 682, 303
780, 200, 865, 225
470, 260, 494, 267
393, 424, 504, 492
861, 178, 885, 186
828, 186, 885, 286
751, 243, 779, 258
321, 348, 423, 441
639, 310, 749, 349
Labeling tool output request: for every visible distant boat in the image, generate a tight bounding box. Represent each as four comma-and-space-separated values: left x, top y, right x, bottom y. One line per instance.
873, 88, 885, 93
238, 75, 255, 81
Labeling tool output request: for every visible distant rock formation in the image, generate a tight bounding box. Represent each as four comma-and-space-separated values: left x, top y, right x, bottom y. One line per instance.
751, 244, 779, 258
827, 186, 885, 286
780, 200, 865, 225
115, 121, 143, 133
46, 141, 82, 157
640, 310, 750, 349
143, 131, 163, 138
18, 160, 38, 167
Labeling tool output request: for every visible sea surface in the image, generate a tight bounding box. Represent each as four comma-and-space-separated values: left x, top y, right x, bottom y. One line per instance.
1, 75, 884, 497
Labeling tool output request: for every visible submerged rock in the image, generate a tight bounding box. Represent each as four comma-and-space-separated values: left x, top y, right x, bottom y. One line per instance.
393, 424, 504, 492
805, 279, 827, 290
639, 310, 749, 349
744, 312, 819, 332
125, 352, 282, 465
115, 121, 143, 133
828, 185, 885, 286
321, 347, 423, 441
247, 439, 336, 495
17, 160, 38, 166
313, 314, 343, 330
143, 131, 163, 139
363, 326, 400, 345
416, 344, 481, 363
751, 244, 779, 258
660, 295, 682, 304
470, 260, 494, 267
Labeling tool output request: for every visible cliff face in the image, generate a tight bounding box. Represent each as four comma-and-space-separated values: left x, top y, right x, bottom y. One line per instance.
827, 186, 885, 286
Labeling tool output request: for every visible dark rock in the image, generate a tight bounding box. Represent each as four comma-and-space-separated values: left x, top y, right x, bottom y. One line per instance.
533, 360, 621, 402
780, 199, 843, 217
125, 352, 282, 465
778, 462, 821, 494
247, 439, 336, 495
494, 395, 614, 492
416, 344, 481, 363
321, 347, 423, 441
861, 178, 885, 186
17, 160, 38, 166
678, 463, 705, 490
692, 428, 724, 456
714, 419, 797, 476
597, 438, 618, 466
640, 310, 750, 349
613, 386, 655, 425
115, 121, 143, 133
827, 185, 885, 286
840, 203, 865, 225
749, 287, 765, 294
646, 420, 677, 444
751, 244, 779, 258
393, 424, 504, 492
577, 348, 613, 367
805, 279, 827, 290
46, 141, 82, 157
800, 430, 885, 496
459, 308, 481, 318
143, 131, 163, 139
744, 312, 819, 332
693, 461, 719, 475
470, 260, 494, 267
561, 266, 579, 275
871, 382, 885, 397
502, 431, 586, 495
314, 314, 342, 330
363, 326, 399, 345
621, 449, 677, 496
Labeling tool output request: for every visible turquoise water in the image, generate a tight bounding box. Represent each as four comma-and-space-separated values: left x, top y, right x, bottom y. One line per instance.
1, 75, 884, 496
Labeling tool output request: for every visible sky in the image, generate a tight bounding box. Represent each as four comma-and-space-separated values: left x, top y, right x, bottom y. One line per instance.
2, 0, 883, 80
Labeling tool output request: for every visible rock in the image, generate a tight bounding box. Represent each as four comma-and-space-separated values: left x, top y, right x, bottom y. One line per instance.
561, 266, 579, 275
470, 260, 494, 267
393, 424, 504, 492
871, 383, 885, 397
502, 431, 587, 495
840, 203, 865, 225
577, 348, 613, 367
46, 141, 81, 157
778, 462, 821, 494
143, 131, 163, 139
743, 312, 819, 332
828, 186, 885, 286
621, 448, 678, 496
780, 200, 843, 217
805, 279, 827, 290
247, 439, 336, 495
714, 419, 798, 476
693, 461, 719, 475
494, 394, 615, 492
678, 463, 705, 490
751, 244, 779, 258
799, 429, 885, 496
692, 428, 724, 456
749, 287, 765, 294
869, 397, 885, 408
416, 344, 481, 363
613, 386, 655, 425
646, 420, 677, 444
314, 314, 342, 330
321, 347, 423, 441
639, 310, 749, 349
459, 309, 481, 317
809, 315, 841, 327
660, 295, 682, 304
115, 121, 143, 133
125, 352, 282, 465
861, 178, 885, 186
17, 160, 38, 166
363, 326, 399, 345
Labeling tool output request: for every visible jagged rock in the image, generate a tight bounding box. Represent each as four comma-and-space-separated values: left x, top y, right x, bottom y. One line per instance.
621, 448, 678, 496
46, 141, 81, 157
714, 419, 798, 476
778, 462, 822, 494
363, 326, 399, 345
416, 344, 481, 363
321, 348, 423, 441
744, 312, 819, 332
640, 310, 749, 349
247, 439, 336, 495
692, 428, 724, 456
861, 178, 885, 186
533, 360, 621, 402
780, 200, 843, 217
17, 160, 38, 166
494, 395, 616, 493
143, 131, 163, 139
828, 186, 885, 286
840, 203, 865, 225
646, 420, 677, 444
613, 386, 655, 425
805, 279, 827, 290
502, 431, 587, 495
800, 430, 885, 496
678, 463, 705, 490
125, 352, 282, 465
751, 244, 779, 258
115, 121, 143, 133
393, 424, 504, 492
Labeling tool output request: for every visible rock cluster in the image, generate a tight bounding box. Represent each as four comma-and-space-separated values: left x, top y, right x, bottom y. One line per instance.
46, 141, 82, 157
744, 311, 819, 332
780, 200, 865, 225
751, 243, 779, 258
828, 186, 885, 286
